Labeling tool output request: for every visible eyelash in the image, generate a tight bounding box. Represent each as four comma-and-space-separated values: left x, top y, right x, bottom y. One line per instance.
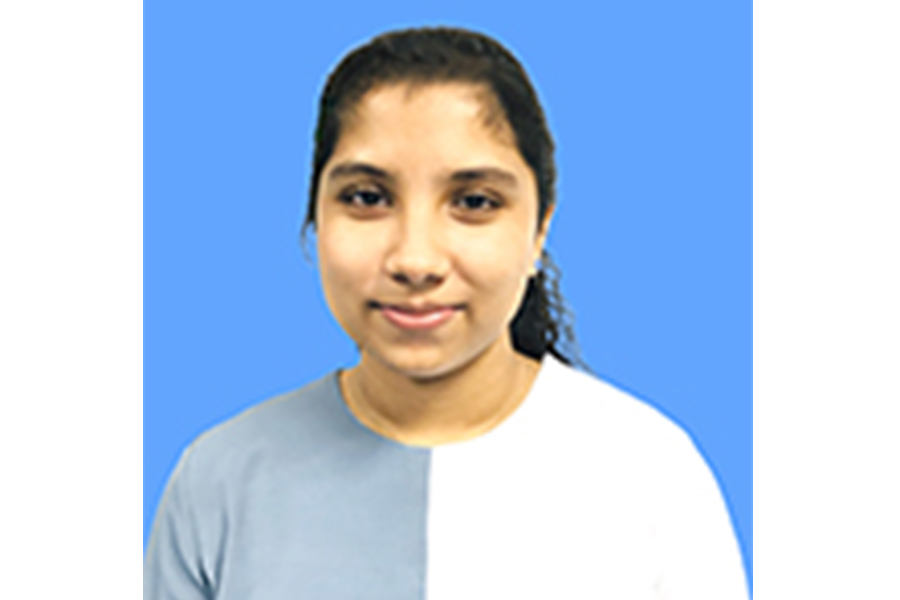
338, 188, 390, 208
452, 194, 502, 212
337, 188, 503, 213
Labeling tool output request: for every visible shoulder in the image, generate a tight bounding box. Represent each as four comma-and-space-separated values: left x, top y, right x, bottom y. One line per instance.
532, 356, 731, 519
148, 371, 357, 585
535, 360, 749, 598
174, 371, 346, 489
532, 356, 706, 478
541, 356, 694, 447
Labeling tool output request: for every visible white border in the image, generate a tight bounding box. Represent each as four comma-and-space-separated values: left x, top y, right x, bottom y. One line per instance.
0, 1, 142, 596
755, 0, 900, 596
4, 0, 900, 596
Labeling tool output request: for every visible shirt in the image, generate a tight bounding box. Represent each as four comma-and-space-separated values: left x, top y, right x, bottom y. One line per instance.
144, 354, 749, 599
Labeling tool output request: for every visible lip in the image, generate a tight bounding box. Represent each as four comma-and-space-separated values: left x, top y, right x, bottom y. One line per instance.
373, 301, 463, 331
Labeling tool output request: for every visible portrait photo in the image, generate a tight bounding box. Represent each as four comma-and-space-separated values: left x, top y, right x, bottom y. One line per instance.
145, 1, 751, 597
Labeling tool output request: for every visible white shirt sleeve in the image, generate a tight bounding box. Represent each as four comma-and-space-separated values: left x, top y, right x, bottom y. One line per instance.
651, 428, 750, 600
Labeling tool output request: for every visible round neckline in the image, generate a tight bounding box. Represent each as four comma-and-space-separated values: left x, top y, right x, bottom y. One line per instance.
331, 354, 561, 451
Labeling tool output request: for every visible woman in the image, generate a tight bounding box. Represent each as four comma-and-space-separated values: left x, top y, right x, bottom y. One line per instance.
145, 27, 749, 599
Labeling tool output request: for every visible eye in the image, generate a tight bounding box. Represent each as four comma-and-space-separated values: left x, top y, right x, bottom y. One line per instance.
338, 188, 391, 209
453, 193, 502, 212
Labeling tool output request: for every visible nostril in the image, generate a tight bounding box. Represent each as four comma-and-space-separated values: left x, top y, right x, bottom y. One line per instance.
390, 271, 443, 287
391, 272, 411, 285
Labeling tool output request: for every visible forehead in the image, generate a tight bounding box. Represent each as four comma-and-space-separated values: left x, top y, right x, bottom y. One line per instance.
352, 82, 503, 126
333, 82, 520, 165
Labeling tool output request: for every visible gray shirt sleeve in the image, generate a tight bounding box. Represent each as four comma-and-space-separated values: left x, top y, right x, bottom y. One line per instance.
144, 448, 214, 600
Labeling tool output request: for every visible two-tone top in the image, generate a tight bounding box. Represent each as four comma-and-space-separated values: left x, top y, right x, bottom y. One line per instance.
144, 355, 749, 599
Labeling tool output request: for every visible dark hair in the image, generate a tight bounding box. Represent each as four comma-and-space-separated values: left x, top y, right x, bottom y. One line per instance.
303, 26, 585, 369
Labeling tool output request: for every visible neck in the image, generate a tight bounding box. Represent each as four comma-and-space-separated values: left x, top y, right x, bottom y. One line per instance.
340, 337, 542, 447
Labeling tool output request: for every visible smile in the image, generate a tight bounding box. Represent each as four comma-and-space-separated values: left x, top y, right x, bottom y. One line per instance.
374, 303, 461, 331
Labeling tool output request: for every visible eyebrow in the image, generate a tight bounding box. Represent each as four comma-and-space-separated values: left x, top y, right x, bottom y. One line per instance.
327, 162, 518, 188
449, 167, 518, 188
327, 162, 394, 183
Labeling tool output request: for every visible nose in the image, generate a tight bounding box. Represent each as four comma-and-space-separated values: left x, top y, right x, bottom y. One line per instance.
384, 208, 450, 290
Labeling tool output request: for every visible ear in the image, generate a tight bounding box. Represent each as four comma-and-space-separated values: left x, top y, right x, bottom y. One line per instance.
530, 203, 555, 276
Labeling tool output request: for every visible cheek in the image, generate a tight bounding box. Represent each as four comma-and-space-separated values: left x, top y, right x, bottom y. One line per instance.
454, 227, 534, 298
317, 227, 380, 304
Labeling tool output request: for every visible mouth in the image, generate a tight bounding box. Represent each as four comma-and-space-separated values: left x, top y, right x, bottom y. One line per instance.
369, 301, 463, 331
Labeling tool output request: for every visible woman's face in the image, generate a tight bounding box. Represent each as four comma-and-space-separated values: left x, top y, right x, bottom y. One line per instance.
315, 82, 551, 380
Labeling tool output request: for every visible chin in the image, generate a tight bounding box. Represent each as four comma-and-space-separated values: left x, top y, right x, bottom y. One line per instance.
370, 344, 476, 382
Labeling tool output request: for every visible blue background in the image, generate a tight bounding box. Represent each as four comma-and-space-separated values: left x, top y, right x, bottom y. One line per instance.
145, 0, 751, 586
